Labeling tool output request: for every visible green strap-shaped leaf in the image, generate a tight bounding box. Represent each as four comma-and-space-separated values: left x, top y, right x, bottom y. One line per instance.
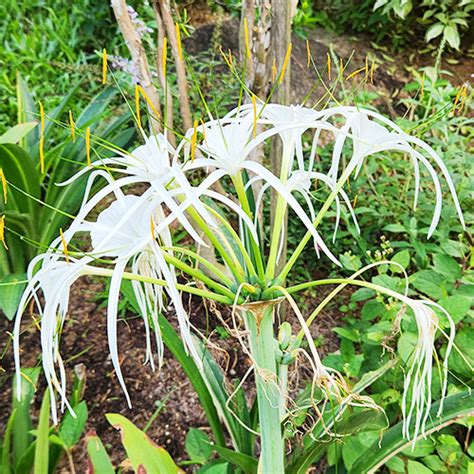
106, 413, 180, 473
0, 144, 40, 216
33, 390, 50, 474
85, 431, 115, 474
350, 390, 474, 473
1, 409, 16, 474
0, 122, 38, 145
12, 368, 40, 467
16, 73, 39, 151
0, 273, 27, 320
213, 445, 258, 474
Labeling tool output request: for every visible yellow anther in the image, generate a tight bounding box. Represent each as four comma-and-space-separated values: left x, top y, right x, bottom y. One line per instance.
370, 61, 375, 83
365, 56, 369, 79
353, 195, 358, 208
420, 74, 425, 99
327, 53, 331, 81
162, 37, 167, 79
137, 85, 161, 120
340, 57, 344, 79
85, 127, 91, 166
346, 67, 366, 81
243, 17, 251, 59
306, 39, 311, 68
271, 58, 277, 82
452, 87, 462, 114
150, 215, 156, 241
39, 101, 45, 174
191, 119, 198, 161
102, 48, 107, 84
175, 23, 183, 62
69, 110, 75, 143
60, 228, 69, 264
228, 49, 233, 65
279, 42, 292, 85
0, 215, 7, 250
251, 94, 257, 138
135, 85, 141, 129
0, 169, 7, 204
458, 85, 468, 114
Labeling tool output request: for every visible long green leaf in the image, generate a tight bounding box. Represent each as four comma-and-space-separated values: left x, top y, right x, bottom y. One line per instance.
0, 273, 27, 320
0, 144, 40, 217
12, 367, 40, 467
33, 390, 50, 474
350, 390, 474, 473
106, 413, 179, 473
159, 316, 227, 448
0, 122, 38, 145
16, 73, 39, 151
85, 431, 115, 474
1, 410, 16, 474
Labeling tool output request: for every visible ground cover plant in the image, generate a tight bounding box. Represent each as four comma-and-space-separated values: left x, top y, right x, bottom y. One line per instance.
0, 1, 473, 473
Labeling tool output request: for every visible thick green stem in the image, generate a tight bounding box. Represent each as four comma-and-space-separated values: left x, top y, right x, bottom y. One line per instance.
244, 303, 285, 474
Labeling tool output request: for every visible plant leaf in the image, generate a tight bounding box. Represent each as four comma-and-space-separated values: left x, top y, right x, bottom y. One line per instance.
106, 413, 180, 473
85, 431, 115, 474
0, 123, 38, 145
350, 390, 474, 473
33, 390, 50, 474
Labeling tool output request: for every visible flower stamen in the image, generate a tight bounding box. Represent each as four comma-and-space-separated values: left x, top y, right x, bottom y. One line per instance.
102, 48, 107, 84
85, 127, 91, 166
69, 110, 75, 143
0, 215, 7, 250
0, 169, 7, 204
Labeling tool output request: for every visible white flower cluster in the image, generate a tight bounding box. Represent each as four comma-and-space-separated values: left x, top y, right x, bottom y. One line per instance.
14, 103, 463, 438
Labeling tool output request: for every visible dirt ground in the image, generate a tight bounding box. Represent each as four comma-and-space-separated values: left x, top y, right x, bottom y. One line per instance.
1, 7, 473, 474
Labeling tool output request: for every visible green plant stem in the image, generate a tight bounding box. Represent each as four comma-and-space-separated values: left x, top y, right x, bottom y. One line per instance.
265, 143, 292, 280
85, 266, 237, 304
232, 172, 265, 279
186, 206, 247, 283
162, 252, 234, 299
244, 305, 285, 473
274, 165, 353, 285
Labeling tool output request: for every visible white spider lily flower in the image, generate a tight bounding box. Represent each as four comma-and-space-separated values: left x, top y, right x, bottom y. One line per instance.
14, 254, 88, 423
320, 107, 464, 236
400, 299, 455, 443
87, 194, 201, 407
181, 119, 341, 266
59, 134, 217, 246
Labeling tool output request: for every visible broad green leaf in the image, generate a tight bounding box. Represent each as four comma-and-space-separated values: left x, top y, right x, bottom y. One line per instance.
385, 455, 405, 472
34, 390, 50, 474
402, 437, 435, 458
425, 23, 444, 42
398, 332, 417, 363
106, 413, 179, 473
350, 391, 474, 473
12, 367, 40, 469
58, 401, 88, 448
391, 250, 410, 272
197, 460, 230, 473
185, 428, 212, 464
446, 327, 474, 380
0, 273, 26, 320
86, 431, 114, 474
383, 224, 406, 233
410, 270, 446, 300
0, 122, 38, 144
407, 460, 432, 473
213, 445, 258, 474
443, 25, 460, 49
437, 295, 471, 324
432, 254, 461, 282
